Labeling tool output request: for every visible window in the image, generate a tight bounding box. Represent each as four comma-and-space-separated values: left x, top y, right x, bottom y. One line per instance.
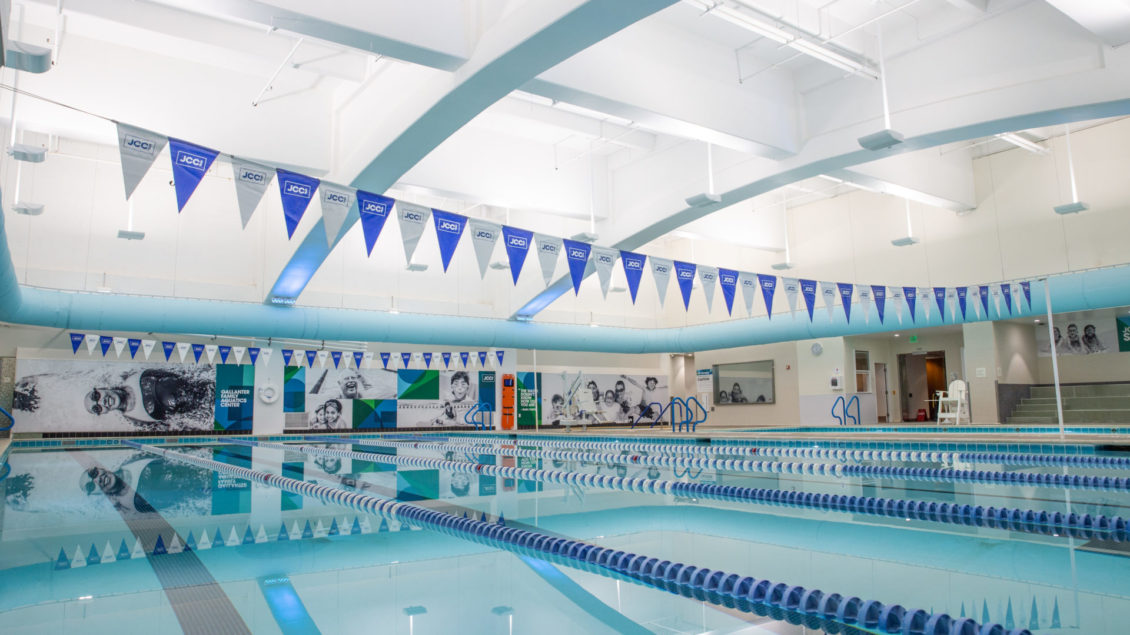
855, 350, 871, 393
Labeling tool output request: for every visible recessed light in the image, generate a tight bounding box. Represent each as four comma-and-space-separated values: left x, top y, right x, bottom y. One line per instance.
893, 334, 900, 337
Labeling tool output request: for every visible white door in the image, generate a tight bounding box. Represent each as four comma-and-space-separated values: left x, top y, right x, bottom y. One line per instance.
874, 363, 889, 422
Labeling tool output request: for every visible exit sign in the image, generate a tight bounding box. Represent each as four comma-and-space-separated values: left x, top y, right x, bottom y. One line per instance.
909, 335, 918, 343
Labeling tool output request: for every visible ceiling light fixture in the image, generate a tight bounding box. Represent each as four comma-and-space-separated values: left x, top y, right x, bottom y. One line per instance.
1053, 125, 1089, 215
891, 198, 919, 247
995, 132, 1048, 155
770, 200, 795, 270
857, 23, 903, 151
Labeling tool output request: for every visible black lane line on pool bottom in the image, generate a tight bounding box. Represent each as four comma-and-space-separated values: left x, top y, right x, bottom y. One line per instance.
72, 451, 252, 635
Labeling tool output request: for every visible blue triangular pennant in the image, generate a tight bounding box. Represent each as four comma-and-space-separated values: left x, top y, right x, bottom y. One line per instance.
351, 517, 362, 535
278, 524, 290, 541
302, 521, 314, 539
55, 547, 70, 570
800, 279, 817, 321
87, 543, 101, 566
620, 250, 647, 304
498, 512, 505, 526
718, 268, 738, 316
329, 518, 340, 536
442, 352, 451, 368
70, 332, 85, 354
422, 352, 432, 368
332, 351, 342, 368
356, 190, 395, 256
837, 282, 854, 322
871, 285, 886, 323
306, 350, 317, 367
185, 531, 197, 551
213, 528, 225, 548
1051, 597, 1060, 628
242, 527, 255, 544
431, 209, 467, 272
502, 225, 533, 285
978, 285, 990, 317
163, 341, 176, 361
496, 350, 504, 366
100, 335, 113, 356
956, 286, 968, 320
460, 351, 470, 367
673, 260, 696, 310
117, 539, 131, 561
1002, 283, 1013, 314
378, 518, 389, 533
478, 351, 488, 366
380, 352, 391, 368
276, 169, 320, 238
933, 287, 947, 322
218, 345, 231, 363
248, 347, 261, 365
759, 274, 778, 319
562, 238, 592, 295
192, 343, 205, 363
1005, 597, 1014, 629
1020, 280, 1031, 308
903, 287, 917, 323
168, 138, 219, 212
282, 349, 294, 366
153, 535, 167, 555
401, 352, 412, 368
1029, 597, 1039, 629
353, 351, 364, 368
982, 600, 990, 625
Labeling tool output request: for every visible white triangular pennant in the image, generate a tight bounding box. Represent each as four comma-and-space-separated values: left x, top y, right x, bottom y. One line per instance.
888, 287, 904, 324
698, 265, 718, 312
919, 287, 932, 321
738, 272, 758, 316
533, 233, 562, 286
113, 337, 127, 357
856, 285, 873, 324
84, 334, 98, 354
116, 123, 168, 200
396, 202, 431, 265
317, 350, 329, 367
650, 257, 673, 307
782, 277, 800, 318
319, 183, 357, 247
820, 282, 837, 319
176, 342, 191, 362
141, 339, 156, 360
233, 346, 246, 364
205, 344, 218, 363
230, 157, 274, 229
591, 246, 618, 299
468, 219, 501, 279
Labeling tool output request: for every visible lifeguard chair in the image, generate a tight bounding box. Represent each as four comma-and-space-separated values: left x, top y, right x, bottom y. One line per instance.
935, 379, 968, 425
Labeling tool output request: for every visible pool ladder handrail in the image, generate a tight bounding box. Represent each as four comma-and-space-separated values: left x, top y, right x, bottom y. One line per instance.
0, 405, 13, 431
830, 395, 860, 426
463, 402, 494, 430
631, 401, 668, 429
685, 396, 707, 432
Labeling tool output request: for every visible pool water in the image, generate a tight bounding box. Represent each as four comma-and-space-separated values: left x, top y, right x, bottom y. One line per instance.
2, 433, 1129, 634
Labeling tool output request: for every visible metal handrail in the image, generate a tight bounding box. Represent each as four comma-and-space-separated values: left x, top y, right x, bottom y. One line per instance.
631, 401, 667, 429
845, 395, 861, 426
0, 405, 13, 431
686, 396, 708, 431
669, 397, 689, 432
831, 395, 846, 425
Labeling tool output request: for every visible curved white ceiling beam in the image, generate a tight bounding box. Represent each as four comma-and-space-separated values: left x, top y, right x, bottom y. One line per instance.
264, 0, 681, 304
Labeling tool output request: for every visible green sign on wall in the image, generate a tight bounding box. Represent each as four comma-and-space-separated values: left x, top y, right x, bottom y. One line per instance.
1118, 316, 1130, 352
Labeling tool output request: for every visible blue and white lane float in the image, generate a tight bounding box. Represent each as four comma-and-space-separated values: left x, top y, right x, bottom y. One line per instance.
422, 433, 1130, 469
121, 440, 1019, 635
258, 439, 1128, 543
351, 437, 1130, 492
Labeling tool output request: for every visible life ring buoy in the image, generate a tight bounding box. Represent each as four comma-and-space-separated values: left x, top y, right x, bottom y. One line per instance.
258, 383, 280, 404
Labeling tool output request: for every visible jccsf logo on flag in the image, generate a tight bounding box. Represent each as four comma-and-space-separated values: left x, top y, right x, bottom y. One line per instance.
175, 150, 208, 171
123, 134, 157, 156
362, 200, 388, 215
239, 168, 267, 183
283, 180, 312, 198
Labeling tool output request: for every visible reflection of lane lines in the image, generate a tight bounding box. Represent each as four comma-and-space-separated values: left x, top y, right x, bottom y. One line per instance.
72, 451, 251, 635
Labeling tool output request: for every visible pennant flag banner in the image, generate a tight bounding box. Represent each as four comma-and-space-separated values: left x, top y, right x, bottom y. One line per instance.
1020, 280, 1031, 308
396, 202, 432, 265
232, 346, 245, 364
431, 210, 467, 272
651, 257, 673, 308
305, 350, 317, 368
903, 287, 917, 323
496, 350, 505, 366
561, 239, 592, 295
167, 137, 219, 211
332, 351, 343, 368
592, 247, 618, 299
248, 347, 260, 365
933, 287, 947, 322
800, 279, 818, 321
217, 345, 230, 363
739, 272, 758, 316
317, 350, 329, 367
533, 233, 562, 287
820, 282, 837, 319
501, 226, 533, 285
401, 352, 412, 368
422, 352, 432, 368
99, 336, 113, 356
380, 352, 391, 369
1001, 283, 1013, 314
871, 285, 886, 324
698, 266, 718, 312
945, 287, 957, 321
230, 157, 273, 229
276, 169, 320, 239
363, 351, 373, 367
889, 287, 904, 324
468, 219, 500, 279
356, 191, 395, 256
70, 332, 85, 354
979, 285, 990, 318
673, 260, 696, 310
192, 344, 205, 363
782, 277, 800, 319
319, 183, 357, 247
85, 334, 99, 354
116, 123, 168, 200
837, 282, 854, 322
758, 274, 778, 319
282, 349, 294, 366
478, 351, 488, 367
128, 338, 141, 358
856, 285, 872, 324
992, 285, 1002, 316
718, 268, 738, 316
620, 251, 646, 304
142, 340, 156, 360
178, 342, 191, 362
957, 287, 968, 321
163, 341, 176, 361
442, 351, 452, 368
205, 344, 218, 363
919, 287, 932, 321
459, 351, 470, 368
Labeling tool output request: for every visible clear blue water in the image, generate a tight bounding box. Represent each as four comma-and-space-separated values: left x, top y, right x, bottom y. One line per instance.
2, 434, 1129, 634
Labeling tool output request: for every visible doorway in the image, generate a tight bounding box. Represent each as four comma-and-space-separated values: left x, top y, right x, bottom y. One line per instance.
898, 351, 947, 421
874, 363, 889, 423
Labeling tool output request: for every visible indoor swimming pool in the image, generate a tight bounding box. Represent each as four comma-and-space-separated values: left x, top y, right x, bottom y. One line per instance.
2, 433, 1129, 634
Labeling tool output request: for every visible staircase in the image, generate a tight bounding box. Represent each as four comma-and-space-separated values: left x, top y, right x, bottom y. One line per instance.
1007, 383, 1130, 423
